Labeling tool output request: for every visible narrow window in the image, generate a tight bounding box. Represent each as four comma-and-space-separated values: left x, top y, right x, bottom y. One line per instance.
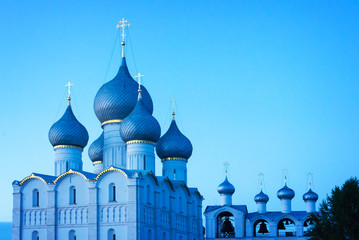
174, 169, 176, 180
144, 156, 146, 170
69, 186, 76, 204
66, 161, 69, 171
32, 189, 39, 207
109, 183, 116, 202
147, 185, 151, 204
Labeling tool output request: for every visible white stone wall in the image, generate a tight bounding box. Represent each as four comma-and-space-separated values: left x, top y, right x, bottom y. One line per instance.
14, 169, 203, 240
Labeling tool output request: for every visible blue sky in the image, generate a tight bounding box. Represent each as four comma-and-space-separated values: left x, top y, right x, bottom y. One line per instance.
0, 1, 358, 221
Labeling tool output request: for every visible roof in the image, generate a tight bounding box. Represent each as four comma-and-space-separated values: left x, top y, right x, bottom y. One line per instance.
247, 211, 311, 221
204, 205, 248, 214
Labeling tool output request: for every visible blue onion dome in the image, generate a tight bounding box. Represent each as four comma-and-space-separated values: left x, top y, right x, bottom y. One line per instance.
49, 105, 89, 148
88, 132, 104, 162
303, 188, 318, 201
94, 58, 153, 124
156, 118, 193, 160
254, 190, 269, 203
120, 94, 161, 143
277, 184, 295, 200
217, 176, 235, 195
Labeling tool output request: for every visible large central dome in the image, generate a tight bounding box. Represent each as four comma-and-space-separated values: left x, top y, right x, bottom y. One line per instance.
94, 57, 153, 124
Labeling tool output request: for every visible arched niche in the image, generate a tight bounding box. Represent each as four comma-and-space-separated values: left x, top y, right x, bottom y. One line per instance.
217, 211, 235, 238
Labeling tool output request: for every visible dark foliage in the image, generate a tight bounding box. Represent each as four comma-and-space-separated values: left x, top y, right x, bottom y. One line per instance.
307, 177, 359, 240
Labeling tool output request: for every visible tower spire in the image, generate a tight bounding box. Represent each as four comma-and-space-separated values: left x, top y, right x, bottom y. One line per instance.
65, 82, 73, 105
135, 73, 143, 99
116, 18, 131, 58
170, 98, 176, 120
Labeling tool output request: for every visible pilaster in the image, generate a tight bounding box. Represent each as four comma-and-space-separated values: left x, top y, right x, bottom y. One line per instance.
46, 184, 56, 240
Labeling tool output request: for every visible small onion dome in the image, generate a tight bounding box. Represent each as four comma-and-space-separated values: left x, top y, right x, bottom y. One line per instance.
217, 176, 235, 195
254, 190, 269, 203
88, 132, 104, 162
156, 119, 193, 160
49, 106, 89, 148
120, 96, 161, 143
94, 58, 153, 124
277, 185, 295, 200
303, 188, 318, 201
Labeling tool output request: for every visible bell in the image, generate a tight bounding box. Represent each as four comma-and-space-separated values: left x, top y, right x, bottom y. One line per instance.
258, 221, 269, 234
304, 221, 308, 227
278, 221, 286, 230
285, 220, 290, 225
309, 219, 313, 225
221, 217, 234, 233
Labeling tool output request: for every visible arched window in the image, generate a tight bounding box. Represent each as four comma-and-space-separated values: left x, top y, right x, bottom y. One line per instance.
69, 186, 76, 204
32, 189, 39, 207
147, 229, 152, 240
217, 211, 235, 238
277, 218, 296, 237
147, 185, 151, 204
254, 219, 270, 237
32, 231, 39, 240
163, 232, 166, 240
108, 228, 116, 240
303, 218, 314, 235
109, 183, 116, 202
69, 230, 76, 240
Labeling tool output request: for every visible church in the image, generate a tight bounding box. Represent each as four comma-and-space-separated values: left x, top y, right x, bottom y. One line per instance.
12, 19, 318, 240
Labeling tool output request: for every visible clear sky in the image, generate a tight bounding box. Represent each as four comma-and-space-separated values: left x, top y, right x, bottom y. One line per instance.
0, 1, 358, 222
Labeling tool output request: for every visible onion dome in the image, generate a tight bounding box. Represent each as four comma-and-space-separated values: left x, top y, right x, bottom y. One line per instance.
49, 105, 89, 148
94, 58, 153, 124
156, 118, 193, 160
217, 176, 235, 195
88, 132, 104, 162
277, 184, 295, 200
254, 190, 269, 203
120, 93, 161, 143
303, 188, 318, 201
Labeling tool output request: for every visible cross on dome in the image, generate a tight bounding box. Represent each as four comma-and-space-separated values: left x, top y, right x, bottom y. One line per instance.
65, 82, 73, 105
283, 168, 288, 184
170, 98, 176, 119
224, 161, 229, 175
135, 73, 144, 98
116, 18, 131, 57
307, 172, 313, 188
258, 173, 264, 189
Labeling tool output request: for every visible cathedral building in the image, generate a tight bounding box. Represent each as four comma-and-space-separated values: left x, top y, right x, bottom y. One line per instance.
12, 19, 319, 240
12, 19, 203, 240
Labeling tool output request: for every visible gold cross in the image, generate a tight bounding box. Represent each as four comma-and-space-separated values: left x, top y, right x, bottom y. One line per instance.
116, 18, 131, 42
135, 73, 144, 92
224, 162, 229, 175
65, 82, 73, 104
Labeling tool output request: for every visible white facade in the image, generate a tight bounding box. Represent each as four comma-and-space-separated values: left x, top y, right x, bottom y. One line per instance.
13, 168, 203, 240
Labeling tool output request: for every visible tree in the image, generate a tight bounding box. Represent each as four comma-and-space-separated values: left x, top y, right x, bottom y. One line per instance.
308, 177, 359, 240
